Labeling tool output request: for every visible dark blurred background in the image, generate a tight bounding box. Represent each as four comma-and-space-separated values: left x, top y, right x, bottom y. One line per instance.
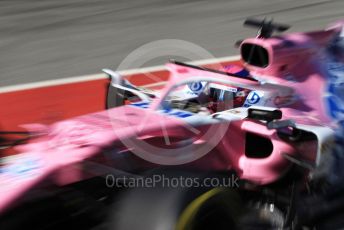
1, 0, 343, 86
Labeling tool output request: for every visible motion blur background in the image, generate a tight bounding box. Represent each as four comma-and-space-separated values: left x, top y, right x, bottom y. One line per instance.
1, 0, 343, 86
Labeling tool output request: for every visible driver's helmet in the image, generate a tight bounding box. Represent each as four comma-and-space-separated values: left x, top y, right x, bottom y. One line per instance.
222, 64, 250, 78
207, 83, 251, 113
206, 64, 251, 112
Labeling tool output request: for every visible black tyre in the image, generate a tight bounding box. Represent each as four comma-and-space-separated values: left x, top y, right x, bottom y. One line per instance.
106, 170, 244, 230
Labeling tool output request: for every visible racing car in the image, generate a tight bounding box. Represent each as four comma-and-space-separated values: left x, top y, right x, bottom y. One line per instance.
1, 18, 344, 229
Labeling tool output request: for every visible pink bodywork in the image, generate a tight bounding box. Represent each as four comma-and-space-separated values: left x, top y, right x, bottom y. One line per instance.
1, 21, 343, 213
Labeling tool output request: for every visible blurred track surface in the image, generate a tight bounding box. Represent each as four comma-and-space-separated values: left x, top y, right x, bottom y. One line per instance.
0, 0, 343, 86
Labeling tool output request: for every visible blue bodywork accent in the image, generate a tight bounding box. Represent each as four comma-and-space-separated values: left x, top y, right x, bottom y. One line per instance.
247, 92, 261, 104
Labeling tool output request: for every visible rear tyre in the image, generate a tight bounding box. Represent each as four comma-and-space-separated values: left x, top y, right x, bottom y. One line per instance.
106, 170, 244, 230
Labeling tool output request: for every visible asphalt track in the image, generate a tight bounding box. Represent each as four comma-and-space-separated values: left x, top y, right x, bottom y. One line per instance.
1, 0, 344, 86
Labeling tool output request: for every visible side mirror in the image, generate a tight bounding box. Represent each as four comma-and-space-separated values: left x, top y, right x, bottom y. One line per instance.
267, 119, 295, 130
102, 69, 126, 108
102, 68, 123, 85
